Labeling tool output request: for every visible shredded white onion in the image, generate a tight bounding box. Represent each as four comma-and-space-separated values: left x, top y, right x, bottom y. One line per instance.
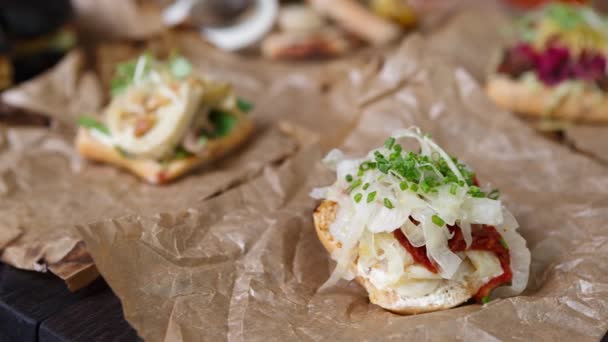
322, 149, 345, 171
420, 216, 462, 279
400, 220, 425, 247
462, 197, 504, 225
493, 208, 531, 297
459, 220, 473, 248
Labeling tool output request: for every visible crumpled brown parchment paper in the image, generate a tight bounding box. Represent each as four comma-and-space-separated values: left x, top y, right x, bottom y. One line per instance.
76, 36, 608, 341
0, 30, 368, 290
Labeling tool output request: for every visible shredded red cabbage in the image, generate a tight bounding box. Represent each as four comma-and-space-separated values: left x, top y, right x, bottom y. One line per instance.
499, 42, 607, 89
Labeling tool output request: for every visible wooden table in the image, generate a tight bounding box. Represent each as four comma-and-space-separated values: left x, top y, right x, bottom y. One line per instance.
0, 263, 139, 342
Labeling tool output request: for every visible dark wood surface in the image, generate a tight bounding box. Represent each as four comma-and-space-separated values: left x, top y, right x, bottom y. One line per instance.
0, 263, 139, 342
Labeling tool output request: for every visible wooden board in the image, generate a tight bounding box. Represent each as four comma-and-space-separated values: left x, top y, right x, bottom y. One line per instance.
0, 263, 138, 342
39, 291, 139, 342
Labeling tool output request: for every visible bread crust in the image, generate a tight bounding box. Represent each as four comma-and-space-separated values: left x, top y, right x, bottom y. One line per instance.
486, 75, 608, 123
76, 115, 253, 184
313, 200, 475, 314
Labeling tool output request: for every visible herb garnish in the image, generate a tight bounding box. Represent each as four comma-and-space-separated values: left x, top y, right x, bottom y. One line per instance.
345, 135, 500, 208
78, 116, 110, 135
110, 53, 193, 97
432, 215, 445, 227
236, 98, 254, 113
209, 110, 238, 137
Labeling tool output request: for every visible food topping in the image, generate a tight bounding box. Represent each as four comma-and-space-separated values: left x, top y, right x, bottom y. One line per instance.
310, 128, 530, 300
394, 223, 513, 301
80, 54, 252, 161
501, 4, 608, 89
499, 42, 607, 88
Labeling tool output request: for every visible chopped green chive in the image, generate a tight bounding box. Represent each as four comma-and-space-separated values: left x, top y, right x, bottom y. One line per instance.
450, 184, 457, 195
420, 182, 431, 193
488, 189, 500, 200
363, 183, 370, 190
499, 237, 509, 250
348, 179, 362, 193
78, 116, 110, 135
236, 97, 254, 112
384, 137, 395, 150
468, 186, 486, 198
367, 191, 377, 203
431, 215, 445, 226
481, 296, 491, 304
354, 193, 363, 203
345, 174, 353, 182
360, 161, 375, 171
384, 198, 394, 209
353, 134, 482, 199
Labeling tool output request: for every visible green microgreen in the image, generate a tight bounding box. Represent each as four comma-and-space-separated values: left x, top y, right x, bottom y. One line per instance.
236, 97, 254, 113
78, 116, 110, 135
209, 109, 238, 137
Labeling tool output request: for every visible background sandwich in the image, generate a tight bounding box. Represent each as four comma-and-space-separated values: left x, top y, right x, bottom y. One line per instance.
77, 54, 254, 184
487, 3, 608, 123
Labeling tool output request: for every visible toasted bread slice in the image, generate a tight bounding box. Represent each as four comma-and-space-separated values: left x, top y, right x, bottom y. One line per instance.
313, 200, 480, 314
486, 76, 608, 123
76, 115, 253, 184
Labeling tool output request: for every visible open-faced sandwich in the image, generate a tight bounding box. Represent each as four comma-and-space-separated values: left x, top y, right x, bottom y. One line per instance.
311, 128, 530, 314
487, 4, 608, 123
76, 54, 254, 184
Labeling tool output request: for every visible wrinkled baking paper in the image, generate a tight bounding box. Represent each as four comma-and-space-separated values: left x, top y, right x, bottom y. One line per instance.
426, 6, 608, 166
0, 30, 367, 290
77, 36, 608, 341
